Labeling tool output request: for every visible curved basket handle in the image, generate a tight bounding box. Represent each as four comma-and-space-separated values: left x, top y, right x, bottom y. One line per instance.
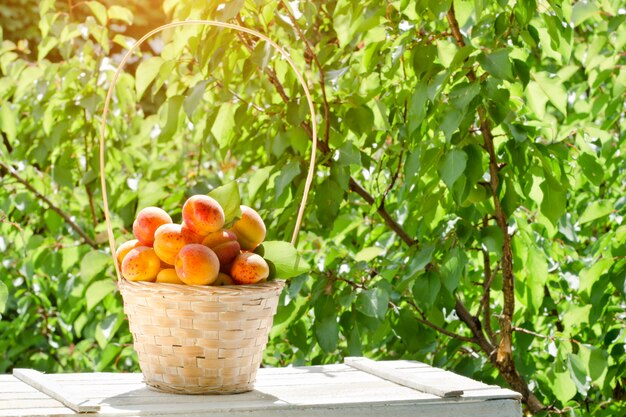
99, 20, 318, 281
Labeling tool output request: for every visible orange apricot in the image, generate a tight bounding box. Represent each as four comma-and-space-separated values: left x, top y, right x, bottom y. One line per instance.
153, 223, 198, 266
230, 252, 269, 285
116, 239, 141, 266
181, 222, 205, 244
174, 244, 220, 286
132, 207, 172, 246
231, 205, 266, 250
181, 195, 225, 237
121, 246, 161, 282
155, 268, 185, 284
214, 272, 235, 286
212, 240, 241, 266
201, 230, 237, 248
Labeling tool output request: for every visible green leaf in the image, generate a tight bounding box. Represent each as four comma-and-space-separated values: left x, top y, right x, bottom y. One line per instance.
540, 175, 566, 226
274, 161, 301, 199
337, 141, 362, 166
579, 200, 613, 224
250, 40, 272, 69
183, 80, 208, 119
356, 288, 389, 320
137, 181, 169, 212
571, 2, 599, 27
412, 271, 440, 307
0, 281, 7, 315
136, 57, 164, 100
409, 245, 435, 274
568, 353, 589, 396
80, 251, 112, 282
439, 149, 468, 190
578, 152, 604, 186
526, 245, 548, 312
86, 1, 107, 25
478, 49, 514, 81
553, 369, 577, 404
216, 0, 245, 21
532, 72, 568, 115
211, 102, 236, 148
315, 315, 339, 352
0, 103, 16, 143
355, 246, 384, 262
108, 5, 133, 24
481, 226, 504, 257
208, 181, 241, 225
85, 279, 116, 312
441, 248, 465, 292
258, 241, 309, 279
345, 105, 374, 136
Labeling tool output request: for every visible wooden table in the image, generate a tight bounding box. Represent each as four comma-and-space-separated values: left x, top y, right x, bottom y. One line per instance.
1, 358, 522, 417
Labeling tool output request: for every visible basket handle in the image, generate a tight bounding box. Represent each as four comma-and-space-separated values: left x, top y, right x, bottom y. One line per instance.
99, 20, 318, 281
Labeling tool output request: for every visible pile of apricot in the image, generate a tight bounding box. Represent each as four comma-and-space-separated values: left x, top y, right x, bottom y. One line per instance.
117, 195, 269, 286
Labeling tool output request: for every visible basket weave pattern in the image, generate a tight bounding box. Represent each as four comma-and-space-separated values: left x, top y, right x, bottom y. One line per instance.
119, 279, 284, 394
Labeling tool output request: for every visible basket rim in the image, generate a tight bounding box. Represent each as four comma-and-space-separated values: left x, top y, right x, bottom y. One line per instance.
118, 278, 285, 296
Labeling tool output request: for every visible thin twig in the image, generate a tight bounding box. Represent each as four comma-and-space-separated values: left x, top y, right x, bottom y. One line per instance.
406, 299, 475, 343
279, 1, 331, 148
0, 161, 98, 248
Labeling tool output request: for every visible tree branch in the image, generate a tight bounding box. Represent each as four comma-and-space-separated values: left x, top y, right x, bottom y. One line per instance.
0, 161, 98, 248
349, 177, 418, 247
447, 4, 544, 414
407, 299, 475, 343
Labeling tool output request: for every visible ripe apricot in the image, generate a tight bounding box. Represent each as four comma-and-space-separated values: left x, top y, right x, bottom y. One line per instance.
231, 205, 266, 250
182, 195, 225, 237
155, 268, 184, 284
230, 252, 269, 284
116, 239, 141, 266
214, 273, 235, 286
181, 222, 204, 244
212, 240, 241, 265
121, 246, 161, 282
133, 207, 172, 246
175, 244, 220, 286
153, 223, 198, 266
201, 230, 237, 248
202, 230, 240, 265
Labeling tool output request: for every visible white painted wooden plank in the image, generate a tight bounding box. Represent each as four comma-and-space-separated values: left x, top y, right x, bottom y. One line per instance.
0, 406, 76, 417
462, 388, 523, 400
345, 357, 464, 397
0, 398, 72, 411
12, 368, 100, 413
22, 398, 522, 417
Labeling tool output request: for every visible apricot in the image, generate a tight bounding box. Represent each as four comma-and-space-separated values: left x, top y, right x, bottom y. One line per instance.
133, 207, 172, 246
116, 239, 141, 266
201, 230, 237, 248
121, 246, 161, 282
153, 223, 198, 266
202, 230, 240, 265
174, 244, 220, 286
155, 268, 184, 284
231, 205, 266, 250
230, 252, 269, 284
182, 195, 225, 237
181, 222, 204, 244
212, 240, 241, 265
214, 272, 235, 286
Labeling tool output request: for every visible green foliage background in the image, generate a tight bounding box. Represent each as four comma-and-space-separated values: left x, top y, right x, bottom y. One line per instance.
0, 0, 625, 415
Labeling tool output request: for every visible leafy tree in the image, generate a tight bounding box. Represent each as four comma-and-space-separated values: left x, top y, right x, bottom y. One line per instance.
1, 1, 625, 415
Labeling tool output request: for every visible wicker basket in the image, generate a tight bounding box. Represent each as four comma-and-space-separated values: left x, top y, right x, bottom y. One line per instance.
98, 21, 318, 394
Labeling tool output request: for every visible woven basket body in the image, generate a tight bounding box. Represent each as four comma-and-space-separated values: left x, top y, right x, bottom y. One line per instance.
119, 279, 284, 394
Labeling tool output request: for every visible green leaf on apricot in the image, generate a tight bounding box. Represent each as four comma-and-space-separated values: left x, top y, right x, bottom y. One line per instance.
208, 181, 242, 225
257, 241, 309, 279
